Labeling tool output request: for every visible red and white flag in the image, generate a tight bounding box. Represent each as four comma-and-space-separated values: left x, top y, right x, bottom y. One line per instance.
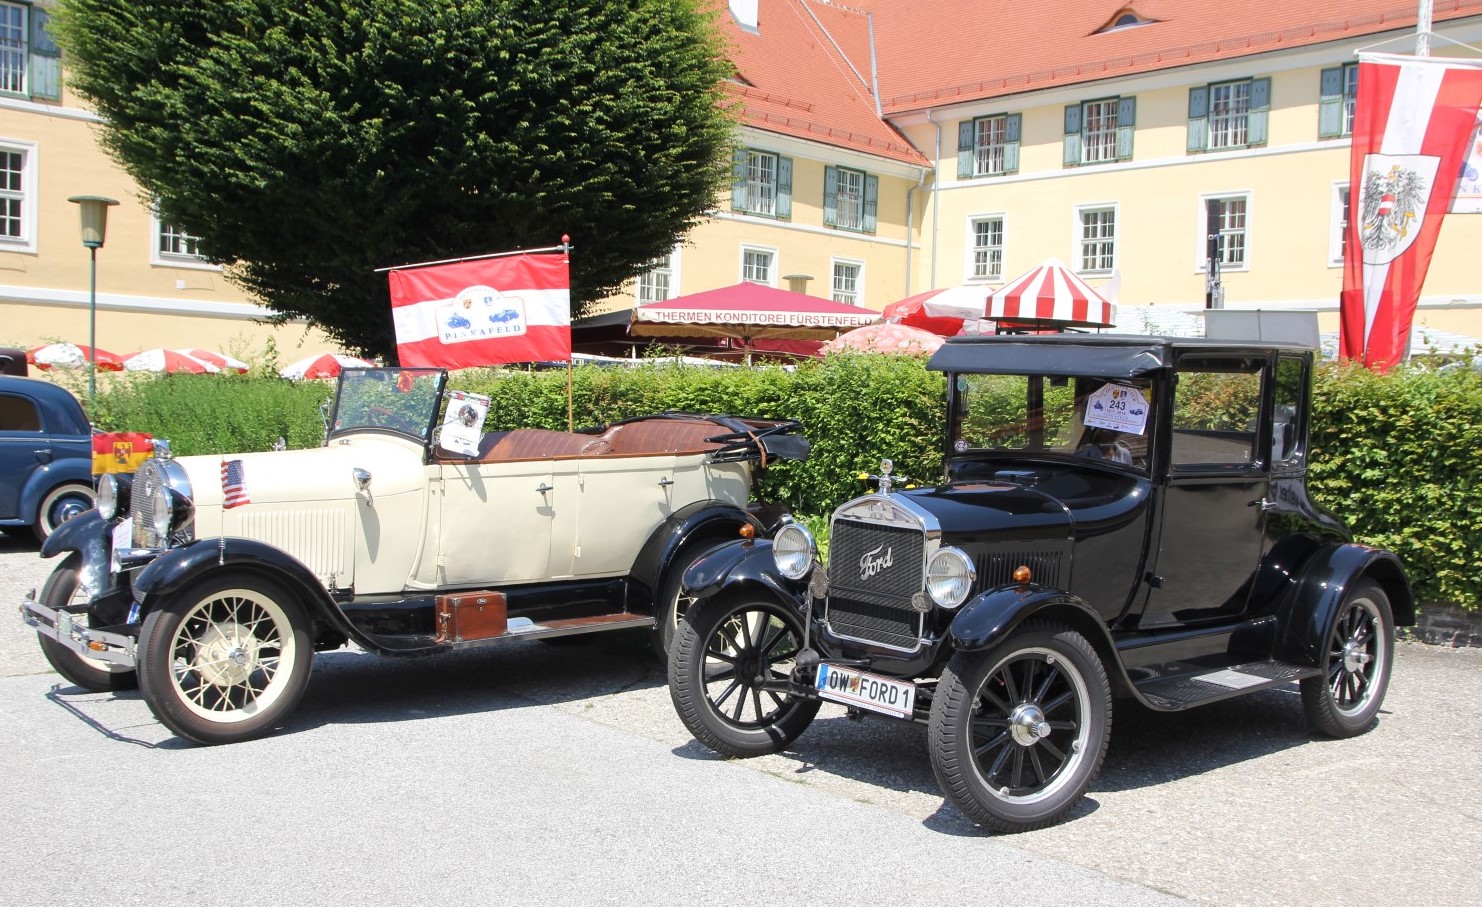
1339, 53, 1482, 371
388, 252, 571, 368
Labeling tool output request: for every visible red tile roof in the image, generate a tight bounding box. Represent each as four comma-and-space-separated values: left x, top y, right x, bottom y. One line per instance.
715, 0, 929, 165
851, 0, 1482, 114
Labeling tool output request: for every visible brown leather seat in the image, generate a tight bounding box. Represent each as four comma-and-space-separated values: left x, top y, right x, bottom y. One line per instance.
602, 419, 726, 456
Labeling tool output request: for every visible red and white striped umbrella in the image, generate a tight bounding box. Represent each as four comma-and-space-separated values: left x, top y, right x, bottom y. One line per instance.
279, 352, 376, 380
176, 348, 249, 374
988, 258, 1116, 328
123, 349, 220, 374
27, 342, 125, 371
881, 285, 992, 336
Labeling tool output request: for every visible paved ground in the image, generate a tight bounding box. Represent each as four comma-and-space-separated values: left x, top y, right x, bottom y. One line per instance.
3, 534, 1479, 905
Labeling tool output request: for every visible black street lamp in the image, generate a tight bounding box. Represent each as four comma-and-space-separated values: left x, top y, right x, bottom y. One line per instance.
67, 194, 119, 406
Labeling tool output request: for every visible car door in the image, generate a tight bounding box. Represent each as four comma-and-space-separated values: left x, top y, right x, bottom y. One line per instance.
1139, 352, 1270, 626
0, 391, 43, 520
437, 457, 563, 586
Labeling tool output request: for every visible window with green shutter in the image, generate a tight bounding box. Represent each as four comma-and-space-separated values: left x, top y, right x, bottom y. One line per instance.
824, 166, 876, 233
1318, 64, 1358, 138
959, 113, 1021, 178
1189, 78, 1270, 152
732, 149, 791, 219
1066, 98, 1135, 166
27, 6, 59, 101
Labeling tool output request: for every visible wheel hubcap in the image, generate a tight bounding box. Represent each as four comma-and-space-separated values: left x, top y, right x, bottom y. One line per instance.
1008, 703, 1052, 746
193, 622, 260, 686
1342, 639, 1372, 673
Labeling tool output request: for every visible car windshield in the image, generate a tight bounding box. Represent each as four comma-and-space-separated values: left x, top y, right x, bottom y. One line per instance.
329, 368, 447, 440
949, 372, 1155, 471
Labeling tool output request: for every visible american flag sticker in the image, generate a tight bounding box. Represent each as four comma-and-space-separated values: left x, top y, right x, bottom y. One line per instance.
221, 459, 251, 509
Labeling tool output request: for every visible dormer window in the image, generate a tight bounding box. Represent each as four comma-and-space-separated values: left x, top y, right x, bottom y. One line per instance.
1095, 6, 1159, 34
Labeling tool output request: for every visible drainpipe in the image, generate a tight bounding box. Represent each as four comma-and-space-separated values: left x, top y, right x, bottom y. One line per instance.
905, 167, 926, 298
926, 108, 942, 289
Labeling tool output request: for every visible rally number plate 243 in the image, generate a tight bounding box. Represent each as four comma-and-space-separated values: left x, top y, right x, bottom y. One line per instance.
815, 663, 916, 719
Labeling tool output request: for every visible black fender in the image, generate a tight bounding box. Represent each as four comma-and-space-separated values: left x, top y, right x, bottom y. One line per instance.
131, 537, 356, 640
38, 510, 119, 600
680, 537, 808, 616
948, 584, 1114, 654
627, 500, 764, 613
1273, 543, 1414, 667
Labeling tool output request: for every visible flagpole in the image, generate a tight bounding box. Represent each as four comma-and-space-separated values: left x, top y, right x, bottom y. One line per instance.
1417, 0, 1432, 56
375, 243, 572, 274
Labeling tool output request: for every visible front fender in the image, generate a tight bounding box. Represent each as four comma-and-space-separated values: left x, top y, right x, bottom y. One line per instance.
132, 537, 349, 634
1274, 543, 1414, 667
949, 584, 1109, 653
38, 510, 117, 599
682, 538, 807, 615
628, 500, 761, 605
18, 459, 93, 522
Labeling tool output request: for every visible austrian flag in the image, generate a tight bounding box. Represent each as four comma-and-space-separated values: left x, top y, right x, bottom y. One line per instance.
388, 253, 572, 368
1339, 53, 1482, 370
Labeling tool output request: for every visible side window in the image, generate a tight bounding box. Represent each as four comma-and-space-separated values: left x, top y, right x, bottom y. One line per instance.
0, 392, 40, 431
1271, 356, 1307, 467
1171, 359, 1263, 467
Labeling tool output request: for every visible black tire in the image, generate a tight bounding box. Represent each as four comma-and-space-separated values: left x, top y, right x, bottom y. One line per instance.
1300, 578, 1395, 739
137, 571, 314, 745
651, 540, 731, 664
928, 621, 1111, 833
36, 553, 138, 692
33, 482, 95, 542
668, 593, 821, 758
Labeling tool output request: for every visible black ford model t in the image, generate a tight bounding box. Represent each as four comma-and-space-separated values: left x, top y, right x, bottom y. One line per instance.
668, 335, 1411, 832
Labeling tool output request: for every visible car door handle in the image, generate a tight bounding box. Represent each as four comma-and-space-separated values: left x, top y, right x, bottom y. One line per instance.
33, 449, 52, 463
658, 478, 674, 488
535, 483, 553, 494
1250, 498, 1277, 511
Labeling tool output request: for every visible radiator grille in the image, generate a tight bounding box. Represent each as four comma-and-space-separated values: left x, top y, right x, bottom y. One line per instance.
825, 517, 926, 649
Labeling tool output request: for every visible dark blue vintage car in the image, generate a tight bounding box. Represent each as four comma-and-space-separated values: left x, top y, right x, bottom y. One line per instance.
0, 375, 96, 541
668, 335, 1411, 833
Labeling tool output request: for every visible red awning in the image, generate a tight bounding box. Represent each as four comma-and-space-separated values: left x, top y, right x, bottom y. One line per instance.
988, 259, 1115, 328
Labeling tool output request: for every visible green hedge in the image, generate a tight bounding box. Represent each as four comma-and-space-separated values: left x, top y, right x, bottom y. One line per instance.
88, 355, 1482, 609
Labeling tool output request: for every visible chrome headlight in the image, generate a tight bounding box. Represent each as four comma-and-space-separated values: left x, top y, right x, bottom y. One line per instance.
96, 474, 121, 520
926, 547, 976, 608
150, 485, 175, 537
772, 522, 816, 580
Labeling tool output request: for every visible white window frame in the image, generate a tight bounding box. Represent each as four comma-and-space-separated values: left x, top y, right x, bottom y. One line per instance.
974, 114, 1008, 176
835, 167, 865, 231
1342, 63, 1359, 137
1208, 80, 1253, 150
830, 257, 864, 306
1080, 99, 1119, 164
151, 213, 219, 269
1196, 192, 1252, 273
0, 2, 26, 97
0, 138, 36, 253
966, 214, 1005, 282
745, 151, 778, 217
1074, 203, 1118, 274
636, 247, 680, 303
740, 244, 777, 287
1329, 182, 1350, 268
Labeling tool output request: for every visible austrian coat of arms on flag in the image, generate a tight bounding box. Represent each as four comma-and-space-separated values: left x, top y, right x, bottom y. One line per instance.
1339, 53, 1482, 370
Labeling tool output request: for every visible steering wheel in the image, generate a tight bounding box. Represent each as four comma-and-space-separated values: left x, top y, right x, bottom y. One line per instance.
367, 405, 419, 434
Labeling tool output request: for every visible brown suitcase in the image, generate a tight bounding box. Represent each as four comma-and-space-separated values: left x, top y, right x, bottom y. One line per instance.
435, 592, 508, 643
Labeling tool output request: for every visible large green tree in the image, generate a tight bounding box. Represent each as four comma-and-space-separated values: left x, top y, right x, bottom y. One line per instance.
53, 1, 735, 357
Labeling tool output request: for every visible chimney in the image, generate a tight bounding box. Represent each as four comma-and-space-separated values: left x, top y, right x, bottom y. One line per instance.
729, 0, 759, 32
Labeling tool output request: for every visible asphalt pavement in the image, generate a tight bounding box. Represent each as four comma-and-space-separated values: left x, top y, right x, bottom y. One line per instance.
3, 533, 1479, 906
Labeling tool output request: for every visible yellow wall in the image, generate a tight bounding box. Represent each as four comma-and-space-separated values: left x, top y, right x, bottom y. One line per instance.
903, 36, 1482, 338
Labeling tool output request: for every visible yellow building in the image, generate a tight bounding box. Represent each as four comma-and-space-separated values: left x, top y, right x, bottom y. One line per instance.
6, 0, 1482, 360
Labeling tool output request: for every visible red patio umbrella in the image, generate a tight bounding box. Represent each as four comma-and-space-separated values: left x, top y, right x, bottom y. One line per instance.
123, 349, 220, 374
176, 348, 249, 374
820, 322, 945, 355
630, 283, 878, 363
279, 352, 376, 380
882, 285, 992, 336
988, 258, 1116, 329
27, 342, 125, 371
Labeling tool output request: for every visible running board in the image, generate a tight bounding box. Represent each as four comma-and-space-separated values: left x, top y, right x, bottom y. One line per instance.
503, 612, 655, 639
1135, 661, 1321, 711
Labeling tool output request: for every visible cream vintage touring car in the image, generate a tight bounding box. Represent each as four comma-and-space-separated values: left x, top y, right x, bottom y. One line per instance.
22, 367, 807, 744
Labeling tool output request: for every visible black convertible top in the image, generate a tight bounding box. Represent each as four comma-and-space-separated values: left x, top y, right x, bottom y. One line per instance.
927, 333, 1312, 379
